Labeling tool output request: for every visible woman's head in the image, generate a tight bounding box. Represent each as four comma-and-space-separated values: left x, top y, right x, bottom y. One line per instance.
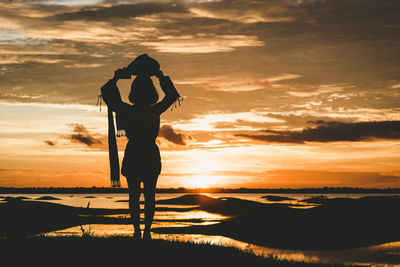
129, 76, 159, 105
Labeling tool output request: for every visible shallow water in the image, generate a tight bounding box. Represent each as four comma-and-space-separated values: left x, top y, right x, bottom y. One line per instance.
3, 192, 400, 266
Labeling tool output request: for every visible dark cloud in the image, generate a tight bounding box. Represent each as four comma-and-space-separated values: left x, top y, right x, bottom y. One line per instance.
70, 134, 101, 146
295, 0, 400, 26
236, 121, 400, 144
43, 123, 102, 147
63, 123, 102, 146
49, 3, 186, 21
43, 123, 128, 150
159, 125, 191, 145
43, 140, 56, 146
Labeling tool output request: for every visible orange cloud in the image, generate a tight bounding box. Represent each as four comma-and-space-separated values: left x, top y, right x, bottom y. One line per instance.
141, 34, 264, 53
189, 7, 291, 24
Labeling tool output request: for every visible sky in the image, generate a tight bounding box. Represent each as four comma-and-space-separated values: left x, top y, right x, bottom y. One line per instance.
1, 0, 400, 188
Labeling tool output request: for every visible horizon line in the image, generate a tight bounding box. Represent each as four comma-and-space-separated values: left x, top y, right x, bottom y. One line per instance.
1, 186, 400, 191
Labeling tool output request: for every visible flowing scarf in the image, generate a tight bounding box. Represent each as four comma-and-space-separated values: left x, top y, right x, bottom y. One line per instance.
97, 92, 125, 188
107, 107, 121, 187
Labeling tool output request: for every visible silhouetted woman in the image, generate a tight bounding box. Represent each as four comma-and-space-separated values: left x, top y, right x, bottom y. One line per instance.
101, 55, 181, 239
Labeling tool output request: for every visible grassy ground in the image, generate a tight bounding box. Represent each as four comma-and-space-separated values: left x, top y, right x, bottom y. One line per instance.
0, 235, 355, 266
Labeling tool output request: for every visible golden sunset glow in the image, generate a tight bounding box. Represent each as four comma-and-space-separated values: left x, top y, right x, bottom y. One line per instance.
184, 175, 219, 189
0, 0, 400, 188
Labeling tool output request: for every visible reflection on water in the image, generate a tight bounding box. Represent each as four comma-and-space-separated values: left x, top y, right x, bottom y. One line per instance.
155, 210, 228, 222
47, 225, 400, 266
102, 210, 227, 227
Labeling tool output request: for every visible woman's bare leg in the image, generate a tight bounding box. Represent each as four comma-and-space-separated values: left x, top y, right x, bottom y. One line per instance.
127, 177, 141, 239
143, 174, 159, 239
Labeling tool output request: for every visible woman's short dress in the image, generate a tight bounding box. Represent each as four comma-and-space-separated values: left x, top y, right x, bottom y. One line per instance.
121, 140, 161, 178
121, 107, 162, 178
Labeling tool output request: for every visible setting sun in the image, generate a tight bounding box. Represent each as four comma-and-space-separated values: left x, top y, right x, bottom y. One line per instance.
187, 151, 224, 173
185, 175, 220, 188
175, 151, 225, 188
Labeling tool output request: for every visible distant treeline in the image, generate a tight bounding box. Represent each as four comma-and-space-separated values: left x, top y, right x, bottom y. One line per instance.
0, 187, 400, 194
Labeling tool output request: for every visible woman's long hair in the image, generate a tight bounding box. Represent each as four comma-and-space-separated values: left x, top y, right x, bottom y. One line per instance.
129, 76, 159, 105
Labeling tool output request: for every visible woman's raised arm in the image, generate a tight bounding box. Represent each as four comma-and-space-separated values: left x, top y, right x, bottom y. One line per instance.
101, 69, 130, 113
152, 71, 181, 115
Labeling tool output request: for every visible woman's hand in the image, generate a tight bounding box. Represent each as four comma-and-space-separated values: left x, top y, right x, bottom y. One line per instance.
154, 70, 164, 79
112, 69, 122, 81
113, 68, 130, 81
